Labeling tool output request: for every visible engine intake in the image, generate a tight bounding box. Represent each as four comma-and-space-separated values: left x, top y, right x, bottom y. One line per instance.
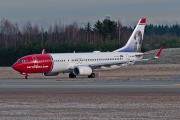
73, 66, 92, 75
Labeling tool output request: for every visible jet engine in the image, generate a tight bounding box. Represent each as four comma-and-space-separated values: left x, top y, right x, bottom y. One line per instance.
73, 66, 92, 75
43, 72, 59, 76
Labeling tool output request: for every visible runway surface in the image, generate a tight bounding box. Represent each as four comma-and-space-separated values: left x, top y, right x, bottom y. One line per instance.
0, 78, 180, 92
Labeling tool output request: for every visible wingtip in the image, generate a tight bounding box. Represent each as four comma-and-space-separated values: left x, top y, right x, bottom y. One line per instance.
42, 49, 45, 54
154, 47, 163, 58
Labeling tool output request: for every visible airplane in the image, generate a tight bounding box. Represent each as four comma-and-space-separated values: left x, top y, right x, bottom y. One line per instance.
12, 18, 163, 79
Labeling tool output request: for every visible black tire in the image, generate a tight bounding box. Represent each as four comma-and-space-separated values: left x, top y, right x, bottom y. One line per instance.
91, 73, 95, 78
88, 73, 95, 78
25, 76, 29, 79
69, 73, 76, 78
69, 73, 73, 78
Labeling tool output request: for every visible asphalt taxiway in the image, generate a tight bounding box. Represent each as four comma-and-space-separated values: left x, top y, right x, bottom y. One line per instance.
0, 78, 180, 92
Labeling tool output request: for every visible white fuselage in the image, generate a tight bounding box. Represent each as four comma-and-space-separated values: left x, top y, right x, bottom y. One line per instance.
49, 52, 143, 73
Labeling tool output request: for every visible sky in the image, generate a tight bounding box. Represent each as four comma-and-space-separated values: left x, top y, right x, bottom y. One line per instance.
0, 0, 180, 29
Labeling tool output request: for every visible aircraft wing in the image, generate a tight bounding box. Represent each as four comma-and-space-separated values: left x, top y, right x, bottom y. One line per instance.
89, 59, 149, 69
89, 47, 163, 69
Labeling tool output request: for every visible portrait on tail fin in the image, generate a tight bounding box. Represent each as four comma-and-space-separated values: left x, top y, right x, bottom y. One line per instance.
134, 30, 142, 52
113, 18, 146, 52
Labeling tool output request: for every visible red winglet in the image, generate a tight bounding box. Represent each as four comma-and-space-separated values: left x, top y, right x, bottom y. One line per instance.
154, 47, 163, 58
140, 18, 146, 24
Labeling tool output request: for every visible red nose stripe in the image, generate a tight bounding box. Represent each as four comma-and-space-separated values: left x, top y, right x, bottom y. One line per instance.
12, 54, 53, 74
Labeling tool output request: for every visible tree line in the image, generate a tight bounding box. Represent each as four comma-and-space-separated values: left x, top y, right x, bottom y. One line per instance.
0, 18, 180, 66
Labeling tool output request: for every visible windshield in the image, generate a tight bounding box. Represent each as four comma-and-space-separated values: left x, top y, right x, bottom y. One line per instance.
17, 59, 28, 63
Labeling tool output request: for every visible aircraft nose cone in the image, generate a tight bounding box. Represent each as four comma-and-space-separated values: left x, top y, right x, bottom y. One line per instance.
12, 63, 20, 71
12, 63, 17, 70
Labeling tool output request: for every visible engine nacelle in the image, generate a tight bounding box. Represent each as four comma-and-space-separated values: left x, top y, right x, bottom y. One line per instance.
43, 72, 59, 76
73, 66, 92, 75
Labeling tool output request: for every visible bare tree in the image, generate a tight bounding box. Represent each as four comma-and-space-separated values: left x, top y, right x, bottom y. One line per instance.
64, 23, 79, 42
11, 22, 20, 47
22, 21, 33, 40
117, 19, 122, 44
0, 19, 17, 47
32, 24, 39, 39
48, 24, 53, 42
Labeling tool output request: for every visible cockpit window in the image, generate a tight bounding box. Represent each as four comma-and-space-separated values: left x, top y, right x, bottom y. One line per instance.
17, 59, 28, 63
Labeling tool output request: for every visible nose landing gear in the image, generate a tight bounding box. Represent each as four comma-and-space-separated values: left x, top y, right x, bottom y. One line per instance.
25, 75, 30, 79
21, 73, 30, 79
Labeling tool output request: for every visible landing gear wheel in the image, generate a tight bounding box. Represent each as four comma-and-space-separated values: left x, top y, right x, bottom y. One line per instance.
69, 73, 76, 78
25, 76, 30, 79
88, 73, 95, 78
91, 73, 95, 78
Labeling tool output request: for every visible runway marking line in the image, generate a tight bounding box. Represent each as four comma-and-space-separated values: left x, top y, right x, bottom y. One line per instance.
0, 84, 180, 89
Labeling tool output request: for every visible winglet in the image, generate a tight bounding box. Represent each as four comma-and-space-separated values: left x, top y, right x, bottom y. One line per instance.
42, 49, 45, 54
154, 47, 163, 59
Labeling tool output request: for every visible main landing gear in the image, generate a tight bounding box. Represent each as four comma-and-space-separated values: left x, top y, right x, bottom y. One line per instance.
69, 73, 76, 78
88, 73, 95, 78
69, 73, 95, 78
